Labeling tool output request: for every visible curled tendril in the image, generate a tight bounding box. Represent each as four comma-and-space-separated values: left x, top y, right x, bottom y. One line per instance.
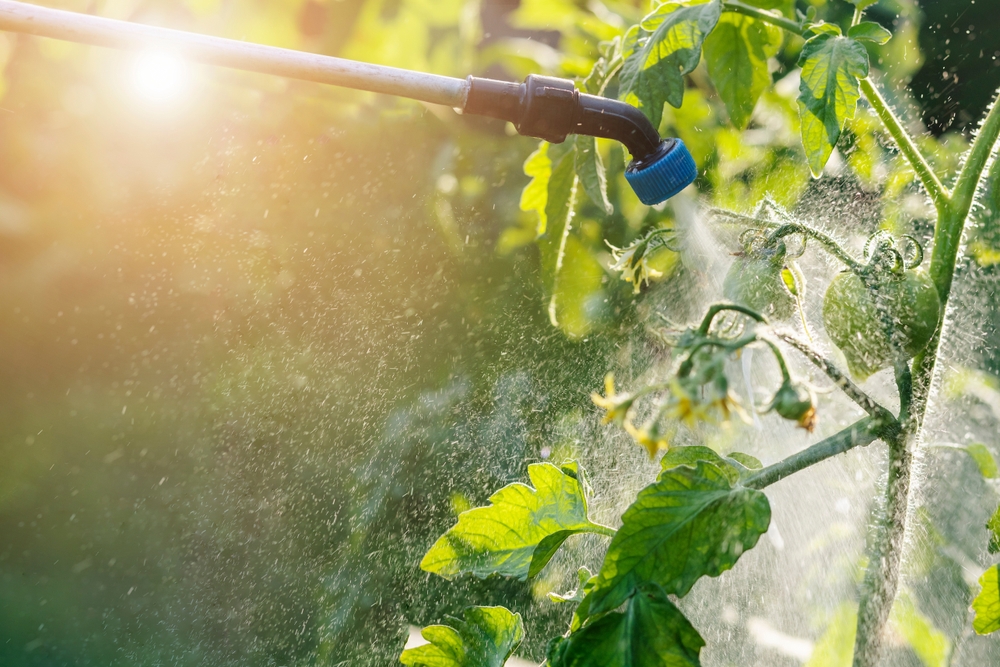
899, 234, 925, 269
738, 228, 768, 252
863, 231, 906, 274
709, 312, 748, 339
863, 230, 896, 262
781, 233, 807, 260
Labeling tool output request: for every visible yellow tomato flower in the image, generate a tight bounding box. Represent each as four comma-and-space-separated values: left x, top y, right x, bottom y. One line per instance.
590, 373, 635, 425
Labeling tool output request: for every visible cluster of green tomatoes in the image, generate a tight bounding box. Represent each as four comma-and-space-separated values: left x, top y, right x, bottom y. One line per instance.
597, 213, 941, 451
725, 225, 940, 379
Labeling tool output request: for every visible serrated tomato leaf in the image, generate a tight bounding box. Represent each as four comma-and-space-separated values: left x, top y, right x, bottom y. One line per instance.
420, 462, 609, 580
520, 141, 577, 237
848, 21, 892, 45
619, 0, 722, 129
575, 135, 613, 215
797, 34, 869, 176
520, 141, 587, 330
704, 13, 783, 128
584, 460, 770, 615
727, 451, 763, 471
659, 445, 761, 482
400, 606, 524, 667
972, 565, 1000, 635
548, 584, 704, 667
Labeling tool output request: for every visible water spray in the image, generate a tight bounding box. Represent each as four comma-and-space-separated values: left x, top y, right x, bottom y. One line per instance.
0, 0, 696, 205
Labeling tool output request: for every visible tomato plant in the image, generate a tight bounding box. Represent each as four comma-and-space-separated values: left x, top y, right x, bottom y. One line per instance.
403, 1, 1000, 666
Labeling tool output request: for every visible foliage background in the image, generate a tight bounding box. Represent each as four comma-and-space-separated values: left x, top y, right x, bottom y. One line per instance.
0, 0, 999, 665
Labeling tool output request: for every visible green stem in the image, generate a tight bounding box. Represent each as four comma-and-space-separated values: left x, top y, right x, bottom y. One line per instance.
853, 437, 912, 666
933, 94, 1000, 302
677, 333, 759, 376
859, 78, 950, 214
696, 302, 768, 336
767, 222, 866, 273
894, 362, 913, 424
761, 339, 791, 381
589, 523, 617, 538
743, 417, 883, 489
722, 1, 803, 35
851, 90, 1000, 667
711, 209, 865, 273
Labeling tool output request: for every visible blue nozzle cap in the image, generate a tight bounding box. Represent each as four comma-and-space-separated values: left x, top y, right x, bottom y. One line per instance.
624, 139, 697, 205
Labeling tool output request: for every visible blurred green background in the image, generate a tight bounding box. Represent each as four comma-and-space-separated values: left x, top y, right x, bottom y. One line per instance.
1, 1, 1000, 666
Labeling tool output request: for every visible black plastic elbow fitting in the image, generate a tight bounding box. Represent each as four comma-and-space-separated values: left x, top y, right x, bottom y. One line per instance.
463, 74, 697, 206
464, 74, 662, 162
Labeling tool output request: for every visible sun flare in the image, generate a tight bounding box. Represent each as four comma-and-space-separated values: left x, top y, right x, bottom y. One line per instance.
130, 50, 189, 105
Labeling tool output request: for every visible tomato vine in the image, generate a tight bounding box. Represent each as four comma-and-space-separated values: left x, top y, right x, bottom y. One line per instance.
402, 1, 1000, 666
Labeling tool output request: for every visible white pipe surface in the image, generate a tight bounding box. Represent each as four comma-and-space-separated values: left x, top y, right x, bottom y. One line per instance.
0, 0, 470, 107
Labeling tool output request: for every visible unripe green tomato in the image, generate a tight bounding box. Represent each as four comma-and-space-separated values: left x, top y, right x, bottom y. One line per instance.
723, 245, 795, 320
770, 381, 816, 431
822, 269, 941, 379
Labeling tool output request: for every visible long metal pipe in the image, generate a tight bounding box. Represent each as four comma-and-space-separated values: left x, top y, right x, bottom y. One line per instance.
0, 0, 470, 107
0, 0, 698, 205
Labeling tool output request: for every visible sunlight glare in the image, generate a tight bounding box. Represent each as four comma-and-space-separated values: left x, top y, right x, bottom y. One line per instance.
130, 51, 189, 106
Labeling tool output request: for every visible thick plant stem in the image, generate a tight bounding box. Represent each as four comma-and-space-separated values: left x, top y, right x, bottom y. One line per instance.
851, 88, 1000, 667
721, 1, 802, 34
773, 331, 891, 420
852, 439, 912, 667
743, 418, 883, 490
859, 78, 949, 214
931, 93, 1000, 302
709, 209, 865, 273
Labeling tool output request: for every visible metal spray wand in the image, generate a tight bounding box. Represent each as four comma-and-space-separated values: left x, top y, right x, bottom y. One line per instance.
0, 0, 696, 204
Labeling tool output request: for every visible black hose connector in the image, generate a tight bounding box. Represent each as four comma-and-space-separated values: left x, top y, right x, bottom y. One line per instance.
463, 74, 697, 205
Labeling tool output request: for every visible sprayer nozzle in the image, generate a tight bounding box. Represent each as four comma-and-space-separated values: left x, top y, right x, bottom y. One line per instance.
624, 139, 697, 205
464, 75, 696, 205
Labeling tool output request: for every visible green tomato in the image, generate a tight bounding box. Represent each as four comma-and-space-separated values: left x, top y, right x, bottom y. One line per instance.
769, 380, 817, 431
723, 245, 796, 320
822, 269, 941, 379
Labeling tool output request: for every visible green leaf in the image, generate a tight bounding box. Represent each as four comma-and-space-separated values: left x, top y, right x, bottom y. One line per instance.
965, 443, 998, 479
581, 38, 623, 96
400, 606, 524, 667
804, 22, 842, 37
619, 0, 722, 129
535, 144, 580, 328
660, 445, 761, 480
704, 13, 783, 128
972, 565, 1000, 635
519, 142, 554, 236
584, 460, 771, 615
548, 584, 704, 667
660, 445, 737, 481
420, 462, 608, 580
727, 451, 763, 471
889, 591, 951, 667
804, 605, 856, 667
575, 135, 613, 215
987, 505, 1000, 554
796, 34, 869, 176
848, 21, 892, 45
